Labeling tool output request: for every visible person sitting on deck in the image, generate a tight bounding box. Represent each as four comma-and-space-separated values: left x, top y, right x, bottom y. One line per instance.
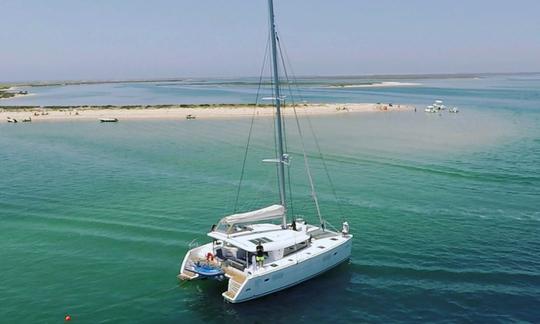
256, 241, 265, 268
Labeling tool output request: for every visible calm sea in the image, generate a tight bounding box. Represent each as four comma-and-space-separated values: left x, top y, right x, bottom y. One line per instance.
1, 75, 539, 323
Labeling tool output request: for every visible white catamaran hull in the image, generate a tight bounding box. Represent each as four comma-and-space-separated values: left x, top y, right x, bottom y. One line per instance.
228, 238, 352, 303
180, 232, 352, 303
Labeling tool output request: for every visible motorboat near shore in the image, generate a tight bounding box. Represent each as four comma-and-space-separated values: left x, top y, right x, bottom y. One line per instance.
6, 116, 33, 123
100, 118, 118, 122
425, 100, 446, 113
425, 100, 459, 113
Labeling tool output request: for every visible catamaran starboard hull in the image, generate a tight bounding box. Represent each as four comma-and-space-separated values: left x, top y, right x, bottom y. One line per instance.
224, 237, 352, 303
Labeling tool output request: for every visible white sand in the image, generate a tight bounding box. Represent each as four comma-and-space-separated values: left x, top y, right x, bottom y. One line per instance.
0, 103, 414, 122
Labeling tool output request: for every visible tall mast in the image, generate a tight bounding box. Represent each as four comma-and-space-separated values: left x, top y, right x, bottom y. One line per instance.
268, 0, 287, 228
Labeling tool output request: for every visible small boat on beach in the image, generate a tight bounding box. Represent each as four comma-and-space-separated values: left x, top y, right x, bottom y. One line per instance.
185, 114, 196, 120
7, 117, 17, 123
22, 117, 32, 122
100, 118, 119, 122
449, 107, 459, 113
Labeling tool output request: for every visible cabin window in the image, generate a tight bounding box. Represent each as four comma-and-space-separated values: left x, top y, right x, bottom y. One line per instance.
270, 263, 278, 267
318, 246, 325, 249
283, 240, 309, 257
331, 238, 338, 241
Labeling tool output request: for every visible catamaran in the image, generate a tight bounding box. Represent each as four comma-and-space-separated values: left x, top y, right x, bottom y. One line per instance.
178, 0, 353, 303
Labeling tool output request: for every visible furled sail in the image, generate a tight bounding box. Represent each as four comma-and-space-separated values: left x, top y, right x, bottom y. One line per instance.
220, 205, 284, 225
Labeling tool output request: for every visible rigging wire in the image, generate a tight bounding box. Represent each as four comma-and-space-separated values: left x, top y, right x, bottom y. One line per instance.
277, 33, 346, 223
274, 35, 295, 220
276, 33, 324, 229
232, 32, 271, 213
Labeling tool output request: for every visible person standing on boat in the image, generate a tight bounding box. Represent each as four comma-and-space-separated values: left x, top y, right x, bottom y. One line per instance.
256, 241, 265, 268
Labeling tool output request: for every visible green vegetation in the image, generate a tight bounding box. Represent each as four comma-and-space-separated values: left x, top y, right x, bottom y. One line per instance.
0, 85, 28, 99
0, 89, 16, 99
0, 103, 275, 111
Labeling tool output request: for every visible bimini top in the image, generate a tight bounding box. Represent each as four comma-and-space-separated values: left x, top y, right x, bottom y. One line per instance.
219, 204, 284, 225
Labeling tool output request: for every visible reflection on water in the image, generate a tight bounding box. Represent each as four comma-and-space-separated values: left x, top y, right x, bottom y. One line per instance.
183, 263, 353, 323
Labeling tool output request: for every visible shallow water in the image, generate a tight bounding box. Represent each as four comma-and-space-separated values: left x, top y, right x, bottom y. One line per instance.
1, 76, 540, 323
4, 74, 540, 108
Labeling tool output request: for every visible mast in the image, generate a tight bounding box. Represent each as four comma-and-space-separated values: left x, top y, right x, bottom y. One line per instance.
268, 0, 287, 228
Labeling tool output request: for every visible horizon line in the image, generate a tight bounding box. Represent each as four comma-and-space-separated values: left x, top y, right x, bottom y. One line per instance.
2, 71, 539, 86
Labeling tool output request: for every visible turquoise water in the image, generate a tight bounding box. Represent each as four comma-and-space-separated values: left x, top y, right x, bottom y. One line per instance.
1, 75, 540, 323
4, 74, 540, 108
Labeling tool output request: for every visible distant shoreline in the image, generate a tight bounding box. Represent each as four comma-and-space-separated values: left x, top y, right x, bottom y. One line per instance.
2, 71, 539, 88
0, 103, 414, 122
327, 81, 421, 88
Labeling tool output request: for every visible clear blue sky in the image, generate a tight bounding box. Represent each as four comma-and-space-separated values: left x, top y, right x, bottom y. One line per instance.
1, 0, 539, 82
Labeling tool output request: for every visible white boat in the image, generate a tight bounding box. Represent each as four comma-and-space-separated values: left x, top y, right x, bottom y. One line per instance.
178, 0, 353, 303
425, 105, 437, 113
433, 100, 446, 110
100, 118, 118, 122
7, 117, 17, 123
426, 100, 449, 113
449, 107, 459, 113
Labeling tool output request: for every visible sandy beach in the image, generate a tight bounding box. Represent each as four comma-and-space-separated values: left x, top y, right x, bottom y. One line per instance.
0, 103, 414, 122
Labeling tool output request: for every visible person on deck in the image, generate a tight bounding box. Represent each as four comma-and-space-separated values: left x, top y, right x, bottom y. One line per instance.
256, 241, 265, 268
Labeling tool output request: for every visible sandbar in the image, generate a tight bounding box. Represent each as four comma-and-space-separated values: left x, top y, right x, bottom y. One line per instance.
0, 103, 414, 122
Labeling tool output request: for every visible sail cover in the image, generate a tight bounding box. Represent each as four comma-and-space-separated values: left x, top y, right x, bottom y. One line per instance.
220, 205, 284, 225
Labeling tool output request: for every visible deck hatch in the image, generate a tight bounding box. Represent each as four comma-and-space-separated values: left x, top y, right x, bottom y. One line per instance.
248, 237, 273, 244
